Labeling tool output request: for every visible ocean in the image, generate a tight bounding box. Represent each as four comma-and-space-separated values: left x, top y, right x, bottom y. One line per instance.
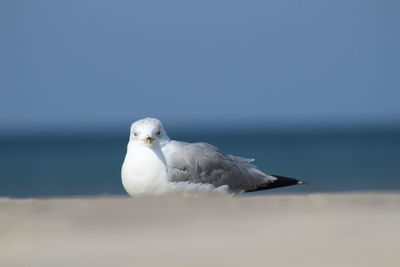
1, 128, 399, 197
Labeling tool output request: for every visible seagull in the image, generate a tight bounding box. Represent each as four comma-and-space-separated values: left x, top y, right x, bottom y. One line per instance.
121, 118, 306, 196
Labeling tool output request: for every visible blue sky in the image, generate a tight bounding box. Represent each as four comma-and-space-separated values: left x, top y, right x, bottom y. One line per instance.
1, 0, 399, 130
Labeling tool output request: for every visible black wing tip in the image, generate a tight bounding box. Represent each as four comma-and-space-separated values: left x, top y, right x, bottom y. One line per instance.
272, 174, 310, 186
245, 174, 309, 193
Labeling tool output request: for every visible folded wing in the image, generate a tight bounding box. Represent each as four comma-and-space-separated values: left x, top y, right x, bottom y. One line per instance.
162, 141, 277, 192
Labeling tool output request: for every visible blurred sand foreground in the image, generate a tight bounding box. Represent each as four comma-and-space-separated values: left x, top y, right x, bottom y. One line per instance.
1, 193, 399, 267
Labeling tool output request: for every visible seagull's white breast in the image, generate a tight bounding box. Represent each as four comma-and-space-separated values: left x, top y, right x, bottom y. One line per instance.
121, 142, 168, 196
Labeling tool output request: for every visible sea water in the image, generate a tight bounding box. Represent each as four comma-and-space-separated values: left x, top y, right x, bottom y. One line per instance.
1, 128, 399, 197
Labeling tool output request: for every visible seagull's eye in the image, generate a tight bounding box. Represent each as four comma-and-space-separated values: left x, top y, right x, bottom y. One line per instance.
156, 131, 161, 136
133, 132, 138, 137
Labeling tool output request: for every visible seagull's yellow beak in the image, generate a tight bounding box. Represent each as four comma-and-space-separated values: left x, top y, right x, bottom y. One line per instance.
144, 137, 154, 144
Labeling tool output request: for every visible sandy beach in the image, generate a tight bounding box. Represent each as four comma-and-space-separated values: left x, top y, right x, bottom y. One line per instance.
1, 192, 399, 267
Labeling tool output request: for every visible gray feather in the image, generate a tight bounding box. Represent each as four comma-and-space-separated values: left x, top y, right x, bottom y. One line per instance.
162, 141, 274, 192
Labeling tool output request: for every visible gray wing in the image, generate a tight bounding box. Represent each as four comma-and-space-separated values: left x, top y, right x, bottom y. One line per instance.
162, 141, 276, 192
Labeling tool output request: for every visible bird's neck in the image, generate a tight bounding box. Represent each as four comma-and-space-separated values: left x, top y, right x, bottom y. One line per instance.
127, 142, 166, 165
159, 137, 171, 148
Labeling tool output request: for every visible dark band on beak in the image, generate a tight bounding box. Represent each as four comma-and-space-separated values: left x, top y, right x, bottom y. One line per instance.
145, 137, 154, 144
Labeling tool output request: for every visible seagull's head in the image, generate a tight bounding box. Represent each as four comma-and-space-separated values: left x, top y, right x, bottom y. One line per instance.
129, 118, 169, 147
